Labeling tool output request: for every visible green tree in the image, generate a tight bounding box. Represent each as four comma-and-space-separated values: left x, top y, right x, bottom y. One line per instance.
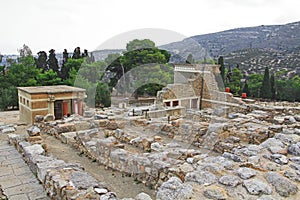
95, 82, 111, 107
270, 73, 276, 100
218, 56, 225, 83
105, 39, 171, 96
129, 64, 174, 97
82, 49, 88, 57
47, 49, 59, 72
105, 53, 121, 65
36, 51, 48, 71
247, 74, 263, 97
36, 69, 62, 86
5, 56, 39, 87
18, 44, 32, 57
126, 39, 155, 51
63, 67, 78, 86
226, 67, 242, 95
0, 86, 18, 110
0, 54, 39, 110
242, 81, 250, 96
291, 76, 300, 101
62, 49, 69, 66
260, 67, 271, 99
276, 76, 300, 102
72, 47, 82, 59
60, 58, 84, 80
78, 60, 107, 83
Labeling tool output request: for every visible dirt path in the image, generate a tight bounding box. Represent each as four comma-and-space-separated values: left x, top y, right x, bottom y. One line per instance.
0, 111, 155, 199
42, 134, 156, 198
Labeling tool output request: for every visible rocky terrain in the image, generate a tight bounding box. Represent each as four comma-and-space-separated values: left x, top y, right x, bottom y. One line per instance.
1, 99, 300, 199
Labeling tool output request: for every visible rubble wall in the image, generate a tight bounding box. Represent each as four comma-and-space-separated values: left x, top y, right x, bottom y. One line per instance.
7, 134, 114, 200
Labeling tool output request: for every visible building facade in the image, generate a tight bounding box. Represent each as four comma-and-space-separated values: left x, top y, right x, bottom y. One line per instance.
156, 63, 236, 110
18, 85, 86, 124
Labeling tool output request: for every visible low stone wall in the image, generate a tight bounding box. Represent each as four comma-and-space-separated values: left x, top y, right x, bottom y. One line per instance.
36, 120, 203, 189
7, 133, 117, 200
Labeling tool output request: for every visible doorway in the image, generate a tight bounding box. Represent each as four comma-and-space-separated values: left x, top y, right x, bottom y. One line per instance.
54, 100, 63, 119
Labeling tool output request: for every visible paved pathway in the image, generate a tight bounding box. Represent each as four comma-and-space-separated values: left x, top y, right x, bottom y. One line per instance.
0, 140, 49, 200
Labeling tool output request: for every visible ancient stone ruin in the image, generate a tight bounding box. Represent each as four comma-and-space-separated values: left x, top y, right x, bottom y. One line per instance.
1, 64, 300, 199
4, 99, 300, 199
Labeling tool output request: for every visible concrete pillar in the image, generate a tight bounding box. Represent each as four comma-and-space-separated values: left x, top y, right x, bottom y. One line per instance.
48, 95, 55, 115
78, 100, 83, 115
49, 101, 54, 115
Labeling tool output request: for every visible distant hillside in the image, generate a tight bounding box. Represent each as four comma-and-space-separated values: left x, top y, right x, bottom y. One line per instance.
161, 21, 300, 74
225, 47, 300, 75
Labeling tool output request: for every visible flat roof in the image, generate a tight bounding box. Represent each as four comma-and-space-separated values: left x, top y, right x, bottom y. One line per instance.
17, 85, 86, 94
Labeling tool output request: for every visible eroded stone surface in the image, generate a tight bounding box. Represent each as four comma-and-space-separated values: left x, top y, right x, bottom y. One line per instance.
266, 172, 298, 197
243, 179, 272, 195
203, 185, 228, 200
156, 177, 193, 200
218, 175, 241, 187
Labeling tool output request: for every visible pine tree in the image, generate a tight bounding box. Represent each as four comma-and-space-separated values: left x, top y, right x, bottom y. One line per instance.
47, 49, 59, 72
218, 56, 225, 83
270, 73, 276, 100
260, 67, 271, 99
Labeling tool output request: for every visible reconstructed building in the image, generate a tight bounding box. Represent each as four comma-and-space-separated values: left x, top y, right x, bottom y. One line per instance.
18, 85, 86, 124
156, 64, 240, 111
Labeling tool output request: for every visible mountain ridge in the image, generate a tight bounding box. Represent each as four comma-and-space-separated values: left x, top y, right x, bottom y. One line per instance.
161, 21, 300, 74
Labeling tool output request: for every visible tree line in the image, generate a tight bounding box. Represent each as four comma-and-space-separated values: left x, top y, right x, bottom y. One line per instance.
0, 44, 107, 110
0, 40, 173, 110
1, 42, 299, 111
218, 56, 300, 102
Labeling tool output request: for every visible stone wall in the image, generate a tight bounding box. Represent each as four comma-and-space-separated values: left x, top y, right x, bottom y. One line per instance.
35, 119, 204, 190
7, 133, 114, 200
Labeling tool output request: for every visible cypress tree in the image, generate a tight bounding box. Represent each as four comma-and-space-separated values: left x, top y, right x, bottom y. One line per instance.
270, 73, 276, 100
82, 49, 88, 57
260, 67, 271, 99
47, 49, 59, 73
36, 51, 48, 72
72, 47, 81, 59
218, 56, 225, 83
60, 49, 70, 80
62, 49, 69, 66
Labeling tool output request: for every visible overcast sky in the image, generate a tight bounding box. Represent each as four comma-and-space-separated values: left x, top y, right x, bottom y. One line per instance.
1, 0, 300, 54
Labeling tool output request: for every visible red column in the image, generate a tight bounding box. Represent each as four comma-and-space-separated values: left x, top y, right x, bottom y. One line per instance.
63, 101, 68, 116
78, 100, 83, 115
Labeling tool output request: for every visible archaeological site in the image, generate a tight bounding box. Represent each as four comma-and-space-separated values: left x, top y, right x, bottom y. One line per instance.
1, 64, 300, 200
